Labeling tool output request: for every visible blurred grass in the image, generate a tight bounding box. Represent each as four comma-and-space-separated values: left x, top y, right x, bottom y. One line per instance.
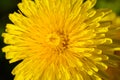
95, 0, 120, 15
0, 0, 120, 80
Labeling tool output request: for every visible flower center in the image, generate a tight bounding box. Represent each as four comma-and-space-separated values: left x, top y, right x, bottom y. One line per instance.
45, 32, 69, 52
47, 33, 61, 46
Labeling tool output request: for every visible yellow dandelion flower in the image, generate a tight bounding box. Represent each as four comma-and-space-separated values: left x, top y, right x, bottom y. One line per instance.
2, 0, 120, 80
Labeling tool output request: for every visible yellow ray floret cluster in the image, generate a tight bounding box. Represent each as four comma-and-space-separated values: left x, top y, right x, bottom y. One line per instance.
102, 13, 120, 80
2, 0, 120, 80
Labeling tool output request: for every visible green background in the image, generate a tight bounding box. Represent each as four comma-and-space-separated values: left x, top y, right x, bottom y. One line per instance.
0, 0, 120, 80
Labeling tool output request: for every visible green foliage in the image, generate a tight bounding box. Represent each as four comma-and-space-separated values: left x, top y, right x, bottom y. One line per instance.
95, 0, 120, 15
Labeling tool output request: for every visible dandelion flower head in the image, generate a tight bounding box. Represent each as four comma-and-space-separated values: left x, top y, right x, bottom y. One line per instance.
2, 0, 120, 80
